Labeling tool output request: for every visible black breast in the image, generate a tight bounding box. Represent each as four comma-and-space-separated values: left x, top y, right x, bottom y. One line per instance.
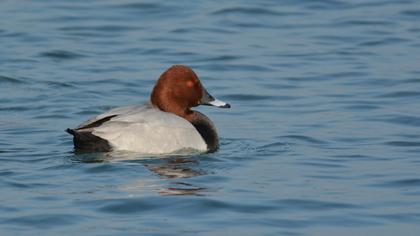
190, 111, 219, 152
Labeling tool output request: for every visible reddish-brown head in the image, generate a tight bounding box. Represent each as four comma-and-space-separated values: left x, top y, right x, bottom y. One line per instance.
151, 65, 230, 118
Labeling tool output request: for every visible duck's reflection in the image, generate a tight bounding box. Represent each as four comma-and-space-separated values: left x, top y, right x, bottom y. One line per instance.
70, 152, 208, 196
145, 157, 203, 178
145, 157, 207, 196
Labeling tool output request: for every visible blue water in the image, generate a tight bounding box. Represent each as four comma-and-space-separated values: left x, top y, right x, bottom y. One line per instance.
1, 0, 420, 235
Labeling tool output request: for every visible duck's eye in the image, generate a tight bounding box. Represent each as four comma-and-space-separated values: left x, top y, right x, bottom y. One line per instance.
186, 80, 194, 88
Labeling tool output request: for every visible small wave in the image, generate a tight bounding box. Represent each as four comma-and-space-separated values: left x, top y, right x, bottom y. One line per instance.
274, 199, 360, 211
373, 179, 420, 188
212, 7, 285, 16
331, 154, 384, 161
370, 213, 420, 223
97, 197, 180, 214
0, 75, 25, 84
58, 25, 139, 38
256, 142, 292, 155
83, 164, 125, 173
223, 94, 275, 101
115, 2, 161, 10
377, 91, 420, 98
304, 0, 349, 10
222, 21, 277, 29
298, 161, 345, 168
378, 115, 420, 127
42, 80, 76, 88
202, 55, 242, 62
343, 104, 381, 110
118, 2, 161, 10
358, 37, 410, 47
385, 141, 420, 147
402, 78, 420, 84
277, 135, 328, 145
260, 83, 299, 90
0, 170, 14, 176
111, 2, 180, 18
0, 205, 18, 213
0, 105, 32, 111
328, 71, 368, 78
400, 10, 420, 17
3, 180, 52, 189
98, 197, 275, 215
258, 141, 291, 149
39, 50, 85, 60
171, 27, 237, 34
220, 138, 257, 157
194, 63, 273, 72
335, 19, 395, 27
4, 214, 85, 228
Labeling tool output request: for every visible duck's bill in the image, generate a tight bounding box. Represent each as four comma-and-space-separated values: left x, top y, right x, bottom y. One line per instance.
205, 98, 231, 108
200, 89, 231, 108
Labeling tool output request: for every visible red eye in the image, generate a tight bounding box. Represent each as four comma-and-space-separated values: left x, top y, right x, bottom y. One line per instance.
186, 80, 194, 88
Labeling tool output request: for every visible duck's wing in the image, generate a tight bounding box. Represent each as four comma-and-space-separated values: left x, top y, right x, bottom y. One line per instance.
67, 105, 148, 152
75, 105, 147, 130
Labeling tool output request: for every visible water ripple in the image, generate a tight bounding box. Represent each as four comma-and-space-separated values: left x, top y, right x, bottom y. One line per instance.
211, 7, 300, 17
375, 115, 420, 127
42, 80, 76, 88
385, 141, 420, 147
97, 197, 275, 215
358, 37, 410, 47
0, 75, 25, 84
3, 180, 53, 189
336, 19, 396, 27
114, 2, 162, 10
93, 197, 361, 216
377, 91, 420, 98
58, 25, 140, 38
274, 199, 360, 211
400, 10, 420, 17
303, 0, 349, 10
222, 94, 275, 101
256, 142, 292, 156
371, 213, 420, 223
0, 170, 15, 176
2, 214, 86, 228
372, 179, 420, 188
39, 50, 86, 60
277, 135, 328, 145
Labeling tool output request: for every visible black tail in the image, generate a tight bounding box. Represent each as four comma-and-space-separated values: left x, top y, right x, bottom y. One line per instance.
66, 128, 76, 135
66, 128, 112, 152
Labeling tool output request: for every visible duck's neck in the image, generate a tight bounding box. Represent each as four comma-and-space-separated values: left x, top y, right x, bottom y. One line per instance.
186, 111, 219, 153
152, 101, 187, 119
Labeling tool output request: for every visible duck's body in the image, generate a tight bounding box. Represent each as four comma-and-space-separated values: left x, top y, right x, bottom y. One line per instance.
67, 103, 217, 153
67, 65, 230, 154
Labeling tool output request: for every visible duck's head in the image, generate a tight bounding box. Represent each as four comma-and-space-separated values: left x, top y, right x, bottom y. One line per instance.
151, 65, 230, 116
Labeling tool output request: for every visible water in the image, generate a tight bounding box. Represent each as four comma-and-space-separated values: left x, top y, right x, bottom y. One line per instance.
1, 0, 420, 235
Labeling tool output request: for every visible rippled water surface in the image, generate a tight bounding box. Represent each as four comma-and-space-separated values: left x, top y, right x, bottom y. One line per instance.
1, 0, 420, 235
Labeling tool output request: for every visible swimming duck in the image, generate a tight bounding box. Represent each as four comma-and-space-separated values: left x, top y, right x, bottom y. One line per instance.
66, 65, 230, 154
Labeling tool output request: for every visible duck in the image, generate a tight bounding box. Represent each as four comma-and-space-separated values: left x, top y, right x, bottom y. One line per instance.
66, 65, 230, 154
